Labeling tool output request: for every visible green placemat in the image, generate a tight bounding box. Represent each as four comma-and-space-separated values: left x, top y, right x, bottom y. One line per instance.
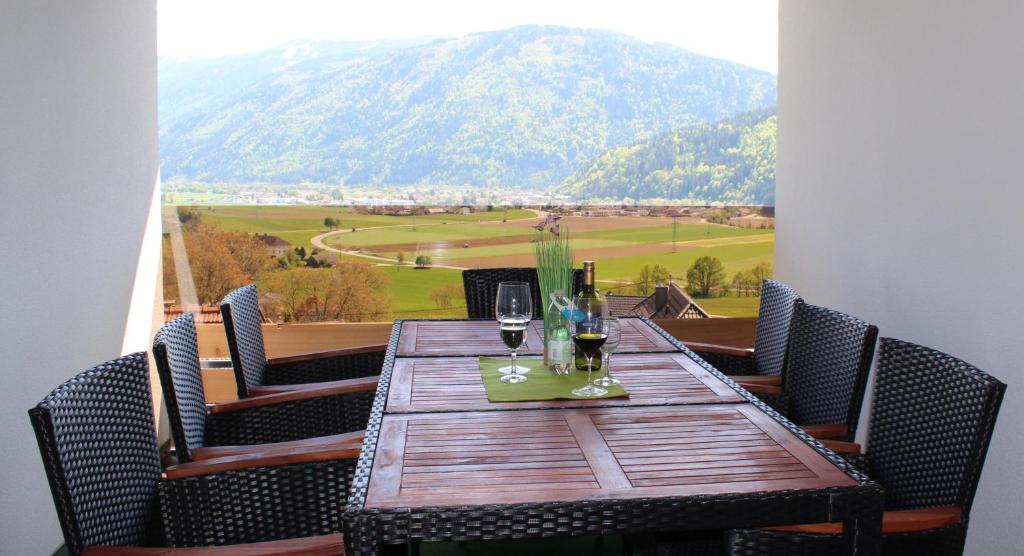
479, 356, 629, 402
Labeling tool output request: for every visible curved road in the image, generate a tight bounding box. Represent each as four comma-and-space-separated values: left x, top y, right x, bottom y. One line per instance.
310, 209, 545, 271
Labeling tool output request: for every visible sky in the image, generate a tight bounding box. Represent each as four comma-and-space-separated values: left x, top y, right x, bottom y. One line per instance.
158, 0, 778, 73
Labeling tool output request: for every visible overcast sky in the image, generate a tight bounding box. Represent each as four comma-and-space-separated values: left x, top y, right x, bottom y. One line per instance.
158, 0, 778, 73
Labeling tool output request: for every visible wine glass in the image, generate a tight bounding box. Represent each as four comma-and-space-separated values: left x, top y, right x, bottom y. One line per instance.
594, 317, 621, 387
571, 298, 607, 398
495, 281, 532, 384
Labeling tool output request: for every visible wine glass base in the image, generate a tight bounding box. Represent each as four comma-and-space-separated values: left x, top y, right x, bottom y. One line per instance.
500, 373, 528, 384
593, 376, 620, 387
497, 364, 531, 375
571, 384, 608, 398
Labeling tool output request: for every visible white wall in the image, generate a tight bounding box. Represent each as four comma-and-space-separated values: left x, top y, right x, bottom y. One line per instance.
0, 1, 158, 554
777, 1, 1024, 553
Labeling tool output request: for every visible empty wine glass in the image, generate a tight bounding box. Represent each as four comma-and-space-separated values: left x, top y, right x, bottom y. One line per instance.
594, 317, 621, 387
495, 281, 532, 384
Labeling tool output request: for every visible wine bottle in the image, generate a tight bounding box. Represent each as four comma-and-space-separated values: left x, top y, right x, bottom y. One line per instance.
573, 261, 607, 371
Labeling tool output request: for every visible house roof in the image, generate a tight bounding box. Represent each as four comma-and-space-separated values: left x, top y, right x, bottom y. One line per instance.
627, 282, 710, 319
605, 293, 649, 316
256, 234, 292, 247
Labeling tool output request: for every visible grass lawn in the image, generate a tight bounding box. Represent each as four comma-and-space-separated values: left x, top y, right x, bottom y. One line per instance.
378, 265, 468, 319
325, 222, 535, 248
594, 239, 774, 282
575, 222, 773, 244
188, 205, 536, 250
697, 296, 761, 317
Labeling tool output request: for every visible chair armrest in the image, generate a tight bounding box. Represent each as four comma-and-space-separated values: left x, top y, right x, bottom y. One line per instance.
738, 383, 783, 395
191, 431, 365, 460
83, 534, 344, 555
801, 423, 850, 440
266, 344, 387, 366
727, 375, 782, 386
819, 439, 862, 454
210, 376, 379, 413
164, 445, 360, 480
684, 342, 754, 358
764, 506, 962, 534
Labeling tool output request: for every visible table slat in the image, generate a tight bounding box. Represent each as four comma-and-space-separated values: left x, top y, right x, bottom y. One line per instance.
364, 405, 855, 509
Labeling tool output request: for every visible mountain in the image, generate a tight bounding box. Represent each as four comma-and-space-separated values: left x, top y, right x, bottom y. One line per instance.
560, 109, 776, 205
159, 25, 776, 189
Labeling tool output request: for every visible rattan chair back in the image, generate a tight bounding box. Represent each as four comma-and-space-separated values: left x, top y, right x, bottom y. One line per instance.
783, 301, 878, 440
28, 352, 161, 555
869, 338, 1006, 513
462, 268, 583, 319
153, 313, 207, 462
752, 279, 802, 376
221, 284, 268, 398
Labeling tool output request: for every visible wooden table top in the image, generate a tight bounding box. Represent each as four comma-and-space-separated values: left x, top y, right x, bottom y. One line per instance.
395, 317, 679, 357
363, 404, 856, 509
385, 352, 745, 413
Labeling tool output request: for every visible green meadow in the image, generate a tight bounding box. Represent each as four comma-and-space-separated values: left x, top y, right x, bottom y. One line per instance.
180, 205, 772, 317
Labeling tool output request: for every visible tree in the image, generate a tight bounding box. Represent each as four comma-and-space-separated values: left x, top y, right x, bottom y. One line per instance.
429, 283, 464, 309
415, 255, 433, 268
323, 217, 341, 230
731, 269, 757, 297
634, 265, 655, 296
396, 251, 405, 267
686, 256, 726, 297
749, 262, 773, 296
183, 224, 275, 304
259, 263, 390, 323
634, 264, 671, 296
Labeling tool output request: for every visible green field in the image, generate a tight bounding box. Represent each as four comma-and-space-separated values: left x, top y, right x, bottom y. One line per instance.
176, 205, 773, 318
194, 205, 536, 249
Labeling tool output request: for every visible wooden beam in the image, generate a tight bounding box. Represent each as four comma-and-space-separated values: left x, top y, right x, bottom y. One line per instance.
195, 322, 393, 359
653, 318, 756, 349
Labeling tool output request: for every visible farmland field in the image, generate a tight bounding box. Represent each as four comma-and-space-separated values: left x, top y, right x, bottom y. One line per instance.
178, 205, 773, 318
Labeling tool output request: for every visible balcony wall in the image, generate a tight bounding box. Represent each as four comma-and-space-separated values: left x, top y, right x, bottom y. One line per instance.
778, 1, 1024, 553
0, 1, 159, 552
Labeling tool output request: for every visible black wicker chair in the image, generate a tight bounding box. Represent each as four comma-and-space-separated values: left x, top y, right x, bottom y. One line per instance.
155, 313, 370, 463
28, 352, 355, 555
728, 338, 1007, 555
687, 279, 801, 377
221, 284, 385, 398
462, 267, 584, 319
739, 301, 878, 441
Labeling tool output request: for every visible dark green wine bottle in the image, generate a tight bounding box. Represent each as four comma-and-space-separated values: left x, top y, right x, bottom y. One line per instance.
574, 261, 607, 371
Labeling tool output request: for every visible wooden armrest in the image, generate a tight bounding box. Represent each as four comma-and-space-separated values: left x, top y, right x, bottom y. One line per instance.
764, 506, 962, 535
165, 445, 360, 480
267, 343, 387, 366
819, 439, 862, 455
211, 376, 379, 413
684, 342, 754, 358
83, 534, 344, 555
801, 423, 850, 440
728, 375, 782, 386
191, 431, 365, 460
739, 383, 783, 395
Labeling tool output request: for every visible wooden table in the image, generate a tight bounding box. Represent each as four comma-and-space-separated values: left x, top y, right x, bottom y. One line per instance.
346, 318, 882, 555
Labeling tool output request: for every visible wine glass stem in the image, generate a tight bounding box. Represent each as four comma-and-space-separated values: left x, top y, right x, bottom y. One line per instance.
586, 355, 594, 385
603, 352, 611, 379
510, 350, 518, 378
